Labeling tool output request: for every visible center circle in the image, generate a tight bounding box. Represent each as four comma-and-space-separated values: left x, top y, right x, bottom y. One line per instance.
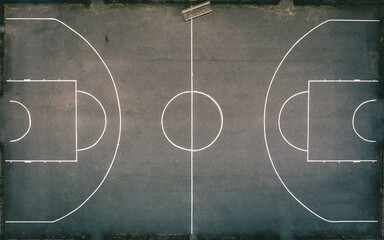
161, 90, 223, 152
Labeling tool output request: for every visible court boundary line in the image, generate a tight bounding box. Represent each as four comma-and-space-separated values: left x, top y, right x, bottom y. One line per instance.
6, 160, 77, 163
5, 17, 122, 224
278, 91, 308, 152
307, 80, 377, 163
309, 80, 378, 83
352, 99, 377, 143
308, 160, 376, 163
263, 19, 379, 223
9, 100, 32, 143
75, 79, 78, 161
6, 79, 78, 163
7, 79, 77, 82
76, 90, 108, 152
307, 80, 310, 161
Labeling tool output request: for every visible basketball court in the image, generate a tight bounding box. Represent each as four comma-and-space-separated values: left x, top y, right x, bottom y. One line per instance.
0, 1, 383, 239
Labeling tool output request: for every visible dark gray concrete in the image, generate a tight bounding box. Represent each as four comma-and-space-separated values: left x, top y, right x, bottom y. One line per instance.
0, 1, 382, 239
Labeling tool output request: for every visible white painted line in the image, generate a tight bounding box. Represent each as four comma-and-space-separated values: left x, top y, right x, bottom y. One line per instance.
190, 18, 194, 235
76, 90, 108, 152
75, 81, 78, 161
5, 160, 77, 163
161, 90, 223, 152
5, 18, 122, 224
263, 19, 379, 223
9, 100, 32, 143
308, 80, 378, 83
352, 99, 377, 143
308, 160, 376, 163
6, 220, 54, 224
307, 81, 310, 163
7, 79, 76, 82
278, 91, 308, 152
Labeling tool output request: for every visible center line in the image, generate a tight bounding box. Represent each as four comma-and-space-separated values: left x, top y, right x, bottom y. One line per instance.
190, 18, 194, 235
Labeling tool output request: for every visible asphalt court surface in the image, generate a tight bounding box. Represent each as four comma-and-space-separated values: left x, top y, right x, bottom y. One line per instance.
1, 1, 384, 239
